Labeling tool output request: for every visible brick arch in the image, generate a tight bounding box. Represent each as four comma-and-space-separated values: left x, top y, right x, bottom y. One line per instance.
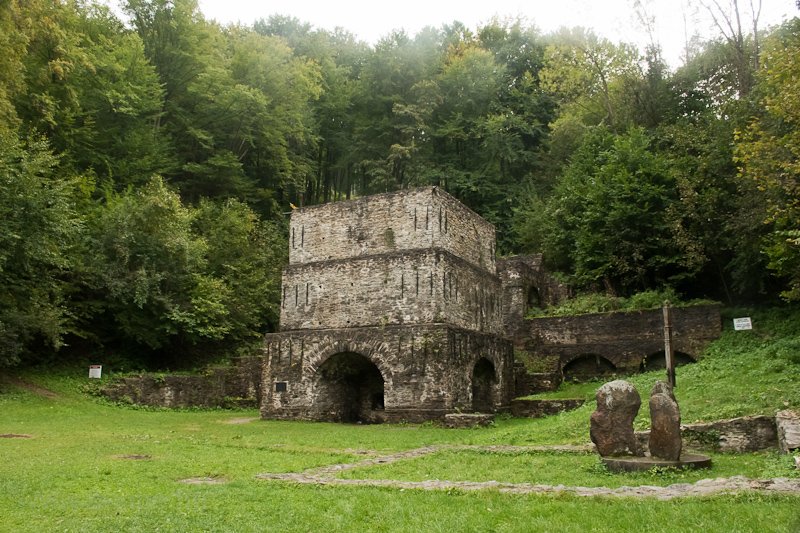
470, 356, 498, 412
562, 353, 617, 382
640, 350, 696, 372
304, 337, 394, 383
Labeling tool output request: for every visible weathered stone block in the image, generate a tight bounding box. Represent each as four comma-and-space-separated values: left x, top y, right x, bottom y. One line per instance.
776, 410, 800, 453
590, 380, 642, 457
648, 381, 681, 460
681, 415, 778, 452
443, 413, 495, 428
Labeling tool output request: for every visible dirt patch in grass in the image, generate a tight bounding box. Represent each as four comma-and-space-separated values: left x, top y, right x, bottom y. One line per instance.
222, 417, 259, 425
1, 377, 58, 398
115, 454, 152, 460
0, 434, 33, 439
179, 477, 228, 485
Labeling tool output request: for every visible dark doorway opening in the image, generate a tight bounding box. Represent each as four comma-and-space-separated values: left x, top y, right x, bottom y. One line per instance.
640, 351, 695, 372
526, 286, 542, 315
471, 357, 497, 412
314, 352, 384, 423
562, 354, 616, 382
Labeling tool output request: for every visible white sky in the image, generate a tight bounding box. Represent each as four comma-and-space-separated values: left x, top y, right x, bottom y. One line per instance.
193, 0, 796, 68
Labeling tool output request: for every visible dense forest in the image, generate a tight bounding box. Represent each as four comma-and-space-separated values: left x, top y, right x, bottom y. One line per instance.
1, 0, 798, 369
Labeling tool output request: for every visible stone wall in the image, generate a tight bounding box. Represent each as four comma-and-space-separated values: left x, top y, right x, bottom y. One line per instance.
509, 398, 585, 418
288, 187, 496, 273
280, 249, 502, 334
635, 415, 779, 453
497, 255, 571, 342
261, 324, 514, 423
513, 363, 561, 395
681, 415, 778, 452
522, 305, 722, 374
101, 357, 263, 408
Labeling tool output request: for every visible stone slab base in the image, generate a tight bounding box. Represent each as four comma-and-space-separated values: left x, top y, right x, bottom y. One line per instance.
601, 453, 712, 473
443, 413, 495, 428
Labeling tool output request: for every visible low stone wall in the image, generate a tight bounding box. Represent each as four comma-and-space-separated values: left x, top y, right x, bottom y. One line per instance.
510, 398, 585, 418
682, 415, 778, 452
101, 357, 263, 409
444, 413, 495, 428
513, 364, 561, 396
635, 415, 778, 453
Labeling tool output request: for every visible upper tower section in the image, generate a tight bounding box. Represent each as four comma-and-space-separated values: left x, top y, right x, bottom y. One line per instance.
288, 186, 496, 274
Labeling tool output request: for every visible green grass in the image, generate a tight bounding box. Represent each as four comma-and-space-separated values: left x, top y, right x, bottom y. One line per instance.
2, 307, 800, 532
337, 449, 798, 487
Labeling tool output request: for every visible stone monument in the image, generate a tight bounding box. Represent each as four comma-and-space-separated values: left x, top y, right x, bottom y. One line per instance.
590, 379, 711, 472
589, 380, 641, 456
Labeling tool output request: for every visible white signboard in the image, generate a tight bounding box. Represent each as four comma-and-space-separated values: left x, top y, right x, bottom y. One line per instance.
89, 365, 102, 379
733, 317, 752, 331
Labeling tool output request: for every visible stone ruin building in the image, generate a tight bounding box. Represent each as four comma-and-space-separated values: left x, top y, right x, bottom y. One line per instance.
261, 187, 514, 423
100, 186, 723, 419
259, 186, 723, 423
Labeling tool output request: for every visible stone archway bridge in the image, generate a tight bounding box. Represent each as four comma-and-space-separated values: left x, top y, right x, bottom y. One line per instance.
515, 304, 722, 388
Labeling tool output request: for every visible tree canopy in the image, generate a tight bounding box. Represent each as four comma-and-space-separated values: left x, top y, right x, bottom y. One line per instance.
1, 0, 797, 368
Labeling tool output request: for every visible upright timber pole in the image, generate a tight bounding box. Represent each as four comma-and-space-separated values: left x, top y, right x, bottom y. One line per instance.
663, 301, 676, 388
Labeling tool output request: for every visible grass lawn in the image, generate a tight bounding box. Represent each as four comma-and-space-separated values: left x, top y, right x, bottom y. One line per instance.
1, 307, 799, 532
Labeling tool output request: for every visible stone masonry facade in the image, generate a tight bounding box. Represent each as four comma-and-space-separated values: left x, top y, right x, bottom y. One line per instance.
261, 187, 514, 423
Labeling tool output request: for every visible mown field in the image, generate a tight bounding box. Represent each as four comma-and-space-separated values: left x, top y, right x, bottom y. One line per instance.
1, 307, 799, 532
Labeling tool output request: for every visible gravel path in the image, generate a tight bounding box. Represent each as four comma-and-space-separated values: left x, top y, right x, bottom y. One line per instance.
256, 444, 800, 500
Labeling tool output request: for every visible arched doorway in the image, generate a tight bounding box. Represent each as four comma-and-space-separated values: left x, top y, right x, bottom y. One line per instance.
526, 286, 542, 315
562, 354, 616, 382
471, 357, 497, 412
314, 352, 384, 423
640, 350, 695, 372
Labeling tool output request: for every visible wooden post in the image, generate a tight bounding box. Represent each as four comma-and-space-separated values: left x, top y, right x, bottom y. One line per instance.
663, 301, 676, 388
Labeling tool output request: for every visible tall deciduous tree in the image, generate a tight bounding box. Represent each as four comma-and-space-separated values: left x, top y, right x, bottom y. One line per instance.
736, 19, 800, 300
0, 132, 84, 365
531, 127, 696, 295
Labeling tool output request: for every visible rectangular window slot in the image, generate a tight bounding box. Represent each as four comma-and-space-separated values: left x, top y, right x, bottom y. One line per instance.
275, 382, 288, 393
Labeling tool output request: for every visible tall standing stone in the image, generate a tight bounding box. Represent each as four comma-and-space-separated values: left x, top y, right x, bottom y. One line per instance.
590, 380, 642, 457
648, 380, 682, 461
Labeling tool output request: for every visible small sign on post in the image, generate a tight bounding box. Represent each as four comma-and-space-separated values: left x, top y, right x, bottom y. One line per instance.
733, 317, 753, 331
89, 365, 102, 379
